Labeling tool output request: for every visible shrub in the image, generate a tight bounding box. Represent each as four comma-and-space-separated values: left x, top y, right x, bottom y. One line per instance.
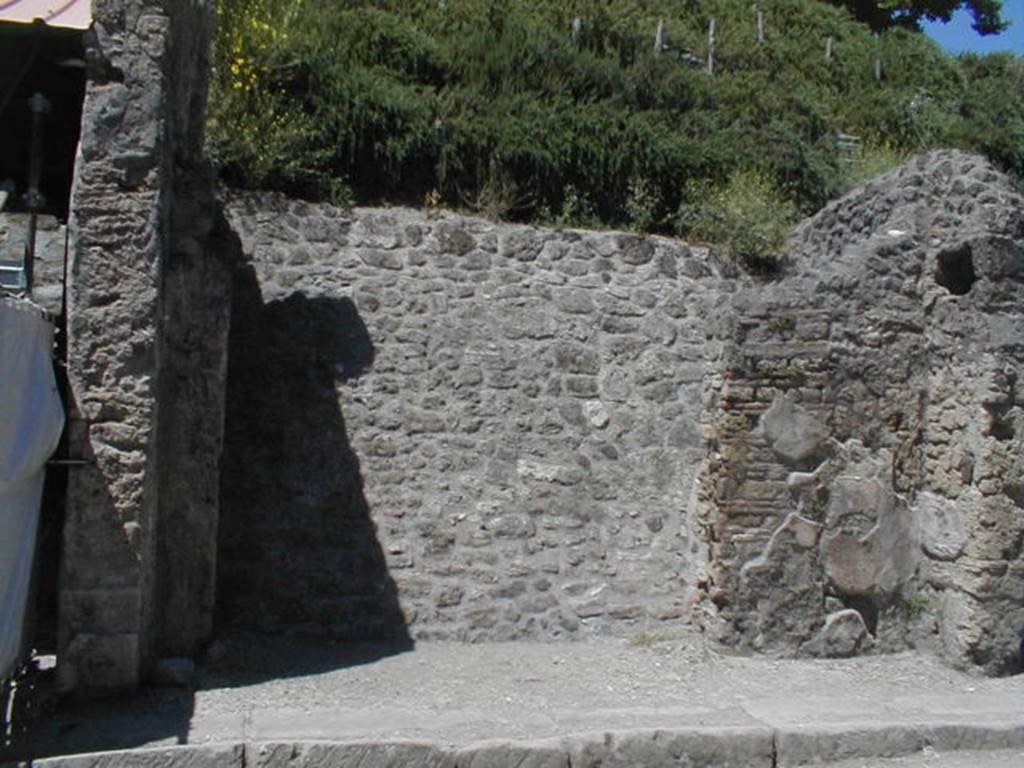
675, 169, 799, 272
206, 0, 1024, 234
840, 139, 913, 191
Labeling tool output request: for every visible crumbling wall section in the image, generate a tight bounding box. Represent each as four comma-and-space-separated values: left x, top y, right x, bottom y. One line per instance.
218, 195, 737, 641
701, 151, 1024, 673
60, 0, 223, 694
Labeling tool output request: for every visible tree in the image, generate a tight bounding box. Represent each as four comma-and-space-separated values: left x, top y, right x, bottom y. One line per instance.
829, 1, 1007, 34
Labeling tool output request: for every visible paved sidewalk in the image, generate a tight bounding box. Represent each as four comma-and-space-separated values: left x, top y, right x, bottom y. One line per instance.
3, 633, 1022, 766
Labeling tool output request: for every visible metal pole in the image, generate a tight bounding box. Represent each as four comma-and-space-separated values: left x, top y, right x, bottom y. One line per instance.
24, 92, 50, 295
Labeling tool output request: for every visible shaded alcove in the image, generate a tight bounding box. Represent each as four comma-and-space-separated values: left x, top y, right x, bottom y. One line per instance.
216, 263, 411, 654
935, 243, 977, 296
0, 20, 85, 220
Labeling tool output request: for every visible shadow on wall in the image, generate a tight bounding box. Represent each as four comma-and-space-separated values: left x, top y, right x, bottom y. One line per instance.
216, 261, 412, 672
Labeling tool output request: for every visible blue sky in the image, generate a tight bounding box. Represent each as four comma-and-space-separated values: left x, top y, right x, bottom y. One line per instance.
923, 2, 1024, 54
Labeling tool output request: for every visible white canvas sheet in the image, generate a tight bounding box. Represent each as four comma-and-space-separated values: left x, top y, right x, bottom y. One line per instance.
0, 297, 63, 680
0, 0, 92, 30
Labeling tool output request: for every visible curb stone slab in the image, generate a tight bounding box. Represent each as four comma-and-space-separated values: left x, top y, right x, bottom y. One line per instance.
775, 722, 1024, 767
31, 744, 244, 768
26, 721, 1024, 768
455, 740, 570, 768
566, 727, 775, 768
245, 741, 456, 768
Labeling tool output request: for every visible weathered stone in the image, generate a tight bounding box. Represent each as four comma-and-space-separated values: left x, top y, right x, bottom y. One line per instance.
914, 492, 967, 561
760, 394, 828, 467
247, 742, 454, 768
554, 288, 595, 314
615, 234, 655, 265
568, 727, 774, 768
808, 609, 873, 657
59, 0, 224, 695
436, 224, 476, 256
358, 249, 404, 270
583, 400, 610, 429
456, 743, 567, 768
36, 744, 244, 768
705, 151, 1023, 672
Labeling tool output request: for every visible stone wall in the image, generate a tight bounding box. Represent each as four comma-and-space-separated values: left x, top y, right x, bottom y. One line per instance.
217, 194, 738, 641
700, 151, 1024, 673
218, 151, 1021, 672
59, 0, 225, 694
56, 18, 1021, 692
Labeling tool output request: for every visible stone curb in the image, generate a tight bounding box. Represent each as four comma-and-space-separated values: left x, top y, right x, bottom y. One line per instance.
27, 721, 1024, 768
774, 721, 1024, 767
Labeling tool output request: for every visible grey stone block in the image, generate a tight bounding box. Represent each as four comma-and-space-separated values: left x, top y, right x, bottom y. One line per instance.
456, 741, 569, 768
775, 725, 924, 767
35, 744, 244, 768
246, 741, 456, 768
568, 727, 775, 768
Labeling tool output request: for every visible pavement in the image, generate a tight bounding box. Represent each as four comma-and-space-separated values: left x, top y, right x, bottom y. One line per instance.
1, 632, 1021, 767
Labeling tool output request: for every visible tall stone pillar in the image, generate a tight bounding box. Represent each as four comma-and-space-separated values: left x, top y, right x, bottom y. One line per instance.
60, 0, 220, 695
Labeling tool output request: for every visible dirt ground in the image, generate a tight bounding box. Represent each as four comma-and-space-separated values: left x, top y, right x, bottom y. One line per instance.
3, 630, 1022, 764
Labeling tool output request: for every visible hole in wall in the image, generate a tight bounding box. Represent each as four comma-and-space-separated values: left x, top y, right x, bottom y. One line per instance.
983, 402, 1015, 441
839, 594, 879, 636
934, 244, 977, 296
1004, 483, 1024, 509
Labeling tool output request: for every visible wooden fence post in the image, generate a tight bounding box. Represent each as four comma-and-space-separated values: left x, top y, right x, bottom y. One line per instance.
707, 18, 716, 75
655, 19, 665, 55
572, 16, 582, 44
874, 33, 882, 81
755, 4, 765, 44
825, 36, 833, 62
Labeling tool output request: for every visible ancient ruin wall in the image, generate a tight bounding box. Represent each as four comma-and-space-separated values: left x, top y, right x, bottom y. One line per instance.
56, 5, 1021, 689
216, 152, 1022, 672
700, 151, 1024, 673
60, 0, 226, 693
39, 0, 1019, 703
217, 194, 738, 641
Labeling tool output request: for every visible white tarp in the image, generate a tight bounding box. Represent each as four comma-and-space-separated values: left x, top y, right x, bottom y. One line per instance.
0, 0, 92, 30
0, 296, 63, 680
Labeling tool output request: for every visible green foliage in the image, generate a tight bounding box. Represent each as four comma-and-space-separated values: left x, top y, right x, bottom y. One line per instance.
898, 593, 930, 620
629, 628, 685, 646
207, 0, 1024, 262
555, 184, 600, 229
675, 170, 799, 271
755, 360, 809, 383
825, 1, 1008, 34
841, 139, 914, 191
765, 314, 797, 334
625, 176, 661, 232
801, 495, 827, 521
